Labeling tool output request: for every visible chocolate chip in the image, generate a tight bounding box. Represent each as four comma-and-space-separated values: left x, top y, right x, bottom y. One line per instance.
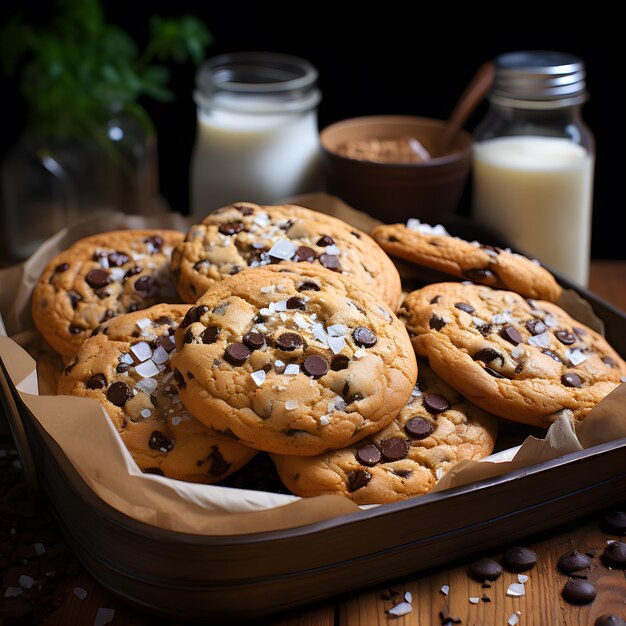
603, 510, 626, 534
207, 446, 231, 477
603, 541, 626, 568
347, 469, 371, 492
145, 234, 163, 251
351, 230, 361, 238
392, 468, 412, 478
526, 319, 547, 335
85, 268, 109, 289
342, 381, 364, 404
316, 235, 335, 247
143, 467, 164, 476
562, 578, 597, 604
319, 253, 340, 270
502, 546, 537, 572
380, 437, 409, 462
501, 325, 522, 345
302, 355, 329, 377
429, 295, 441, 304
148, 431, 173, 452
562, 372, 583, 387
469, 557, 503, 581
602, 356, 617, 368
353, 326, 377, 348
429, 315, 447, 330
224, 343, 251, 365
331, 355, 350, 371
555, 330, 577, 345
68, 291, 82, 308
54, 262, 69, 273
134, 275, 155, 293
275, 332, 303, 351
106, 382, 131, 406
298, 281, 320, 292
404, 416, 434, 439
355, 445, 382, 467
184, 328, 195, 344
235, 204, 254, 215
474, 348, 504, 366
69, 324, 83, 334
85, 374, 106, 390
124, 265, 142, 278
100, 309, 115, 322
243, 331, 265, 351
423, 394, 450, 414
543, 348, 563, 363
485, 367, 505, 378
173, 368, 186, 389
595, 616, 626, 626
558, 551, 592, 574
219, 222, 244, 235
181, 305, 209, 328
293, 246, 316, 262
94, 287, 109, 300
201, 326, 220, 344
108, 251, 129, 267
286, 296, 306, 310
463, 267, 495, 281
455, 302, 474, 313
279, 219, 294, 231
477, 322, 493, 336
229, 265, 241, 275
116, 362, 129, 373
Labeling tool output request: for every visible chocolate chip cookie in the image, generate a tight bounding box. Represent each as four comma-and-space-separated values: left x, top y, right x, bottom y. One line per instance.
169, 264, 417, 456
270, 358, 498, 504
371, 221, 562, 302
57, 304, 257, 482
170, 201, 402, 309
32, 230, 185, 357
402, 282, 626, 428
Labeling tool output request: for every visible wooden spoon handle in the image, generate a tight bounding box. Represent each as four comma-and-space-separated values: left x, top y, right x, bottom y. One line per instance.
438, 61, 495, 154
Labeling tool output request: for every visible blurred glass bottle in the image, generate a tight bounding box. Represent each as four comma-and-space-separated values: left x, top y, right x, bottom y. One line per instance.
472, 51, 594, 286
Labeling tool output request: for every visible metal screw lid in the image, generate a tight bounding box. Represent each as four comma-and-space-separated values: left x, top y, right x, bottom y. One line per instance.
490, 50, 587, 108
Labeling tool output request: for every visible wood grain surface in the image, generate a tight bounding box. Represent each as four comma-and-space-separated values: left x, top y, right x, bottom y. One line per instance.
1, 260, 625, 626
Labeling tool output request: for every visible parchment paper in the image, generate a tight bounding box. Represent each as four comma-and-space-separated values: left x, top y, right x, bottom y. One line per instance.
0, 192, 624, 535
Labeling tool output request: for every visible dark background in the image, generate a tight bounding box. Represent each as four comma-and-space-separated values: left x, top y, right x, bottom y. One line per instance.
2, 4, 623, 258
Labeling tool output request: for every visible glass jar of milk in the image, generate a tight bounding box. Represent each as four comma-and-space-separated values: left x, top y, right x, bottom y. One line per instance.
472, 51, 594, 286
190, 52, 323, 218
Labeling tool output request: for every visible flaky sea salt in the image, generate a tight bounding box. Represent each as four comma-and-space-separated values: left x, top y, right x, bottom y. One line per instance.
284, 364, 300, 375
94, 608, 116, 626
135, 360, 160, 378
518, 574, 529, 583
319, 415, 330, 426
171, 416, 182, 426
136, 317, 151, 329
4, 587, 23, 598
469, 597, 480, 604
140, 408, 152, 419
34, 543, 46, 556
527, 332, 551, 348
440, 585, 449, 596
285, 400, 298, 410
566, 348, 587, 366
386, 601, 412, 616
507, 583, 525, 597
267, 239, 298, 260
353, 348, 367, 359
73, 587, 88, 600
131, 341, 152, 362
260, 285, 275, 293
325, 244, 341, 256
151, 345, 170, 365
511, 345, 525, 359
508, 614, 519, 626
18, 575, 34, 589
250, 370, 266, 386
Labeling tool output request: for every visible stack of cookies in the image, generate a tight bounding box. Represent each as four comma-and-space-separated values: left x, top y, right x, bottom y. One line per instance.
34, 203, 625, 505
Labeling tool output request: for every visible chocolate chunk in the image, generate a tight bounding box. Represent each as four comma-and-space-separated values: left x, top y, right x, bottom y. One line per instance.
477, 322, 493, 336
404, 416, 434, 439
595, 616, 626, 626
134, 275, 155, 293
100, 309, 115, 322
224, 343, 251, 365
392, 468, 412, 478
351, 230, 361, 238
54, 262, 69, 273
502, 546, 537, 572
464, 267, 495, 281
218, 221, 244, 235
353, 326, 377, 348
562, 578, 597, 604
68, 291, 82, 308
143, 467, 164, 476
542, 348, 563, 363
229, 265, 241, 275
69, 324, 83, 334
85, 374, 107, 390
64, 358, 78, 374
526, 318, 547, 335
145, 234, 163, 251
184, 328, 195, 344
286, 296, 306, 310
473, 348, 503, 366
108, 251, 129, 267
455, 302, 474, 313
148, 431, 173, 452
124, 265, 142, 278
173, 368, 186, 389
298, 281, 320, 292
342, 382, 364, 404
380, 437, 409, 462
293, 246, 316, 262
316, 235, 335, 247
319, 253, 340, 270
603, 541, 626, 568
85, 268, 109, 289
558, 551, 592, 574
347, 469, 371, 492
356, 445, 382, 467
331, 355, 350, 371
243, 331, 265, 351
302, 355, 328, 378
603, 510, 626, 534
279, 219, 294, 231
156, 334, 176, 351
429, 315, 447, 330
602, 356, 617, 368
276, 332, 304, 351
501, 325, 522, 345
201, 326, 220, 344
116, 362, 129, 373
423, 394, 450, 414
106, 382, 130, 406
181, 305, 209, 328
485, 367, 505, 378
469, 557, 503, 581
207, 446, 231, 477
562, 372, 583, 388
94, 287, 110, 300
235, 204, 254, 215
555, 330, 577, 345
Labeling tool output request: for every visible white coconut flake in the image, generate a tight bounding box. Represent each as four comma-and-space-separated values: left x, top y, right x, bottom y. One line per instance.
135, 360, 160, 378
260, 285, 276, 293
527, 331, 552, 348
171, 416, 182, 426
311, 323, 328, 344
387, 602, 412, 616
273, 299, 289, 312
267, 239, 298, 260
250, 370, 266, 386
507, 583, 525, 597
518, 574, 529, 583
319, 415, 330, 425
279, 312, 288, 322
440, 585, 449, 596
94, 608, 116, 626
327, 335, 346, 355
511, 345, 525, 359
151, 345, 170, 365
469, 597, 480, 604
19, 575, 34, 589
140, 408, 152, 419
566, 348, 587, 366
327, 324, 349, 337
285, 400, 298, 410
4, 587, 23, 598
259, 307, 272, 317
508, 614, 519, 626
131, 341, 152, 362
73, 587, 88, 600
404, 591, 412, 603
294, 313, 311, 328
283, 364, 300, 375
353, 348, 367, 359
325, 244, 341, 255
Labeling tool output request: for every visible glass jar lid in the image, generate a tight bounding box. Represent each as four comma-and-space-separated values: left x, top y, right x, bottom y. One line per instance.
490, 50, 587, 108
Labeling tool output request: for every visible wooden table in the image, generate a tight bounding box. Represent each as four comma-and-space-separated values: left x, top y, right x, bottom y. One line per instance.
1, 260, 625, 626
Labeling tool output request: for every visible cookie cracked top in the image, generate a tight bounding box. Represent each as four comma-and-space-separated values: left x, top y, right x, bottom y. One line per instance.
402, 282, 626, 428
170, 201, 402, 309
170, 264, 417, 456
